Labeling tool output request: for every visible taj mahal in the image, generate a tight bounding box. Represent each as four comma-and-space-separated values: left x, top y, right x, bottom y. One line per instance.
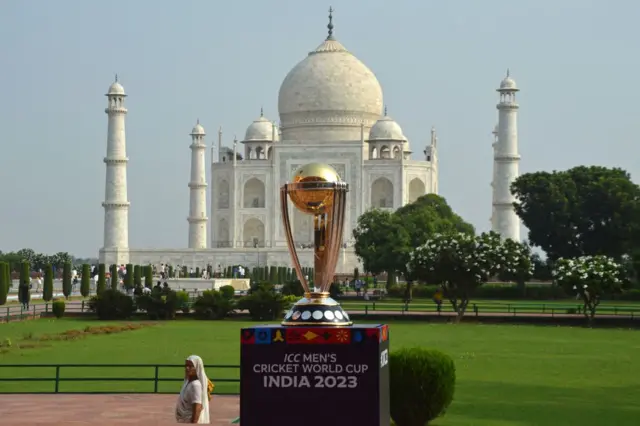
98, 10, 521, 272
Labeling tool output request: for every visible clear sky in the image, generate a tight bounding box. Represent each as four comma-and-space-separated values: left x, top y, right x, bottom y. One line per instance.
1, 0, 638, 257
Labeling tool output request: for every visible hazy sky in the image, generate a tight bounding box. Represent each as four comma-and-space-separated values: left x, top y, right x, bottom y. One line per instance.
1, 0, 638, 257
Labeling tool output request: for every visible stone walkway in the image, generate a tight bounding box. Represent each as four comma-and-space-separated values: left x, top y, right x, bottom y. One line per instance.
0, 394, 239, 425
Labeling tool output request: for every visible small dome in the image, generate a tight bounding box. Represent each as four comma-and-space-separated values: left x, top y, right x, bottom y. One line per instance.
243, 114, 279, 142
107, 81, 125, 96
498, 72, 518, 91
368, 115, 407, 141
191, 122, 205, 135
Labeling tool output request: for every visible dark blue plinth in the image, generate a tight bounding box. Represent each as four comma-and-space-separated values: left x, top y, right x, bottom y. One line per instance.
240, 324, 390, 426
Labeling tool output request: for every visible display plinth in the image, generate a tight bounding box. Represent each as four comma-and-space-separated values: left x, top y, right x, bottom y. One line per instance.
240, 324, 390, 426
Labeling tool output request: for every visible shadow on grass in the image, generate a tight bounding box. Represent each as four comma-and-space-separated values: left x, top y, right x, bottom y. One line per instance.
438, 380, 640, 426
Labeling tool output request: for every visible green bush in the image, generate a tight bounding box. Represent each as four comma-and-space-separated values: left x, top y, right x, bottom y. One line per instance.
281, 280, 304, 297
62, 262, 72, 299
81, 264, 90, 298
238, 284, 288, 321
329, 282, 343, 299
88, 289, 135, 320
0, 262, 8, 305
52, 299, 65, 318
390, 348, 456, 426
193, 290, 236, 320
135, 288, 181, 320
176, 290, 190, 313
219, 285, 236, 300
97, 264, 106, 294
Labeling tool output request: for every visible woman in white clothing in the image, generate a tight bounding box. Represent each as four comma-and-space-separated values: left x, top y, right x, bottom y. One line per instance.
175, 355, 213, 423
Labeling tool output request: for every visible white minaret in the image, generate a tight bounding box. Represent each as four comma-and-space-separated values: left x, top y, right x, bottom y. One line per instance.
492, 70, 521, 241
490, 124, 498, 228
188, 120, 208, 249
100, 76, 130, 265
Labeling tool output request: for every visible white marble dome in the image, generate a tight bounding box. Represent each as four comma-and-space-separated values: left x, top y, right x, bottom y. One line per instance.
107, 81, 125, 96
369, 115, 407, 141
191, 122, 205, 135
499, 75, 518, 91
244, 114, 278, 142
278, 36, 383, 141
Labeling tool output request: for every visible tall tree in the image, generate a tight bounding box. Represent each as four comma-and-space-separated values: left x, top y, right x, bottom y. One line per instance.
19, 261, 31, 306
98, 264, 106, 294
81, 264, 90, 298
62, 262, 72, 299
0, 262, 8, 305
110, 264, 119, 290
512, 166, 640, 260
43, 264, 54, 302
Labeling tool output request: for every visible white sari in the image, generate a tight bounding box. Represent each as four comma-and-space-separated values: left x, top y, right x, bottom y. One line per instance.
175, 355, 210, 423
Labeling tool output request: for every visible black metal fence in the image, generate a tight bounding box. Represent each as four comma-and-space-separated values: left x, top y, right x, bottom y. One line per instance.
0, 364, 240, 394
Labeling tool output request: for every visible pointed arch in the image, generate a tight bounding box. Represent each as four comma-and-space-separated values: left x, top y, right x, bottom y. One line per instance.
243, 218, 265, 247
217, 180, 229, 209
408, 178, 426, 203
217, 218, 230, 247
371, 177, 394, 208
243, 178, 266, 208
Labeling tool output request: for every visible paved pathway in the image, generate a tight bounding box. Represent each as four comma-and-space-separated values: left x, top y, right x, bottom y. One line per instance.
0, 394, 239, 425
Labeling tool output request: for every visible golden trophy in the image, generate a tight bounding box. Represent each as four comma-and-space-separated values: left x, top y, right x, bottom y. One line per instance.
280, 163, 352, 326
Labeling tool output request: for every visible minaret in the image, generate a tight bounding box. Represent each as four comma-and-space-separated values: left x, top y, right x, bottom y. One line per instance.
100, 76, 130, 265
490, 124, 498, 228
188, 120, 208, 249
492, 70, 521, 241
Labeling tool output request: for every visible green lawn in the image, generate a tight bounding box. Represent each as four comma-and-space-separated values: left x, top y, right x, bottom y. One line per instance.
1, 318, 639, 425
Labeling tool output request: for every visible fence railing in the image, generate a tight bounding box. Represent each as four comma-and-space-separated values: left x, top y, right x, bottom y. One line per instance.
0, 364, 240, 394
3, 299, 640, 323
341, 301, 640, 319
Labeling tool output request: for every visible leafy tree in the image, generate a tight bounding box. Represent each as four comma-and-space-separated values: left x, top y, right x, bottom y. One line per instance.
97, 264, 106, 294
0, 262, 8, 305
409, 232, 523, 322
353, 209, 410, 276
81, 264, 90, 298
530, 253, 553, 281
512, 166, 640, 260
62, 262, 72, 299
110, 264, 118, 290
354, 195, 475, 281
553, 255, 629, 323
496, 239, 534, 290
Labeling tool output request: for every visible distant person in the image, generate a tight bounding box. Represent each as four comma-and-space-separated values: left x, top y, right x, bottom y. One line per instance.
175, 355, 212, 423
433, 287, 444, 312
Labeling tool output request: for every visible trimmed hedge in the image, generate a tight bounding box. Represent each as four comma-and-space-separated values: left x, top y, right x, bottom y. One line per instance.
387, 284, 640, 301
390, 347, 456, 426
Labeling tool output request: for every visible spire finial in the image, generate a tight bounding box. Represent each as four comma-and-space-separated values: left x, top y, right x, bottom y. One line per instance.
260, 106, 264, 117
384, 105, 388, 116
196, 118, 200, 125
327, 6, 334, 40
115, 73, 118, 82
506, 68, 510, 77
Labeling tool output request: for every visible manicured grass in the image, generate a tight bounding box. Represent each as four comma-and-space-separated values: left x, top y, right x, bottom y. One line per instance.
1, 319, 639, 425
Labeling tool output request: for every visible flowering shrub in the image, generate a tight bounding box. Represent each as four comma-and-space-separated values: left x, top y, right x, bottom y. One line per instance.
408, 232, 533, 321
552, 255, 628, 320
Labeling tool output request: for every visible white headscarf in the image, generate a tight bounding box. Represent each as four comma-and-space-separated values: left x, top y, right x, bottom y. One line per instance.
182, 355, 210, 424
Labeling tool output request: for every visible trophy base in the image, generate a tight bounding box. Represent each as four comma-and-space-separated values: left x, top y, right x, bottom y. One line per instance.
282, 295, 352, 326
